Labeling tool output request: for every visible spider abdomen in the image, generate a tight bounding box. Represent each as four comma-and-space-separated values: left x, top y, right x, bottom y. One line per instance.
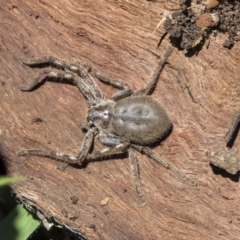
112, 95, 171, 145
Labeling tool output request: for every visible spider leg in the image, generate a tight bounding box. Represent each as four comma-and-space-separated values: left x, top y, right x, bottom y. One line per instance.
22, 57, 103, 101
21, 56, 88, 73
225, 108, 240, 146
133, 45, 173, 96
20, 69, 97, 104
132, 144, 197, 186
95, 71, 132, 101
16, 127, 97, 166
128, 148, 145, 204
86, 136, 146, 202
87, 135, 130, 159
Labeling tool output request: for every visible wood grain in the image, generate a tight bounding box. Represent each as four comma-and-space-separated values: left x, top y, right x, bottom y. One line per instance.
1, 1, 240, 239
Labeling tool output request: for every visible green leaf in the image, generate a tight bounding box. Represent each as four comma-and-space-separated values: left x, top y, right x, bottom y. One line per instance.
0, 176, 26, 187
0, 204, 41, 240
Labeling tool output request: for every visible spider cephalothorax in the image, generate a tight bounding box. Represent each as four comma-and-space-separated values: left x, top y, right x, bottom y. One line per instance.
88, 99, 115, 133
17, 46, 196, 202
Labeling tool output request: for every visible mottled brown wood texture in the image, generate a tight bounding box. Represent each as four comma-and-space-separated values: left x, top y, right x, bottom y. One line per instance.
1, 1, 240, 239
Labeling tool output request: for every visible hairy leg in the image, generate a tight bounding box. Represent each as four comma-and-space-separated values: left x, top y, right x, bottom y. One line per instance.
87, 135, 130, 159
133, 45, 173, 95
21, 56, 88, 73
132, 144, 197, 186
17, 128, 96, 165
86, 136, 145, 202
95, 71, 132, 101
20, 69, 97, 104
22, 57, 102, 102
128, 148, 145, 204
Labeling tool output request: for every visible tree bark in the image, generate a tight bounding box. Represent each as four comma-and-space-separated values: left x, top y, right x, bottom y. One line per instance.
1, 1, 240, 239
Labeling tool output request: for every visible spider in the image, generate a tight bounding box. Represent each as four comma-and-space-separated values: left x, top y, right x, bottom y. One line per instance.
17, 46, 196, 202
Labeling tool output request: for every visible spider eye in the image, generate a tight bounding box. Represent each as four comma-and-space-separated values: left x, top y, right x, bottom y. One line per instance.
88, 105, 111, 128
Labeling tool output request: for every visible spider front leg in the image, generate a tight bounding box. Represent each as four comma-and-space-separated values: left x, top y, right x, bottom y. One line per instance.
17, 127, 97, 168
22, 56, 90, 73
95, 45, 173, 100
20, 68, 97, 104
95, 71, 132, 101
22, 56, 102, 99
21, 57, 104, 104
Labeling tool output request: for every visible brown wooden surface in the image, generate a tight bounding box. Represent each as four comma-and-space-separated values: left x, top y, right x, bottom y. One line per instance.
1, 1, 240, 239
